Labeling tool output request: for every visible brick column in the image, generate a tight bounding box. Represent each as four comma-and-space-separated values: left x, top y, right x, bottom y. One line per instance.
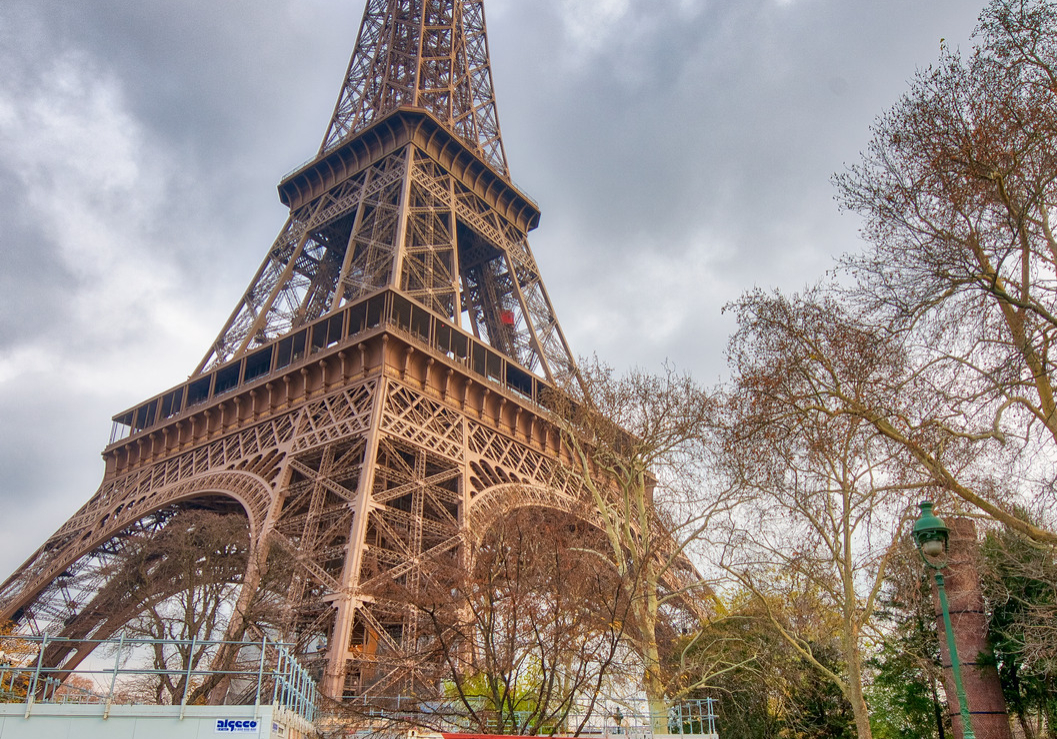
931, 518, 1012, 739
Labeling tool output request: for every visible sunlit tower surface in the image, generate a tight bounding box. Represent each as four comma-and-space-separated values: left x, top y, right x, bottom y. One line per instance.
0, 0, 598, 700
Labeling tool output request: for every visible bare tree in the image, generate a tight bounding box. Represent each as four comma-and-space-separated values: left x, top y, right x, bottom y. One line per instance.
835, 0, 1057, 543
554, 359, 727, 731
383, 506, 634, 735
719, 289, 931, 739
106, 507, 260, 704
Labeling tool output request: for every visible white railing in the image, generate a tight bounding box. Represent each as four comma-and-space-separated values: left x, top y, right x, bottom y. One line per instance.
0, 634, 318, 724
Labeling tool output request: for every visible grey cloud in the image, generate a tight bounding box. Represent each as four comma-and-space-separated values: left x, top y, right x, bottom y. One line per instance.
0, 176, 80, 346
487, 0, 979, 373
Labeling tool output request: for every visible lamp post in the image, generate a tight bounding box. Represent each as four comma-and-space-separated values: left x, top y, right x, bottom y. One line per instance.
913, 501, 976, 739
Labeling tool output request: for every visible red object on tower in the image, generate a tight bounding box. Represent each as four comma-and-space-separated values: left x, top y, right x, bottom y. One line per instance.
500, 310, 515, 325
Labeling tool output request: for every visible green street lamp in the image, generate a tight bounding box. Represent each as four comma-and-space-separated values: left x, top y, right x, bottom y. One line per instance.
913, 501, 976, 739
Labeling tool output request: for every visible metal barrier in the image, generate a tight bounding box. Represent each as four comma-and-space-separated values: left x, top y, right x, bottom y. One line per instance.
666, 698, 718, 736
0, 634, 319, 724
332, 695, 718, 737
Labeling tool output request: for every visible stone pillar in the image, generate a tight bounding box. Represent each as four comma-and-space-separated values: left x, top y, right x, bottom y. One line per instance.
931, 518, 1012, 739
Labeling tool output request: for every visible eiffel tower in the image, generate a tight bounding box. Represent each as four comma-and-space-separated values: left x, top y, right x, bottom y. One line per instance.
0, 0, 588, 699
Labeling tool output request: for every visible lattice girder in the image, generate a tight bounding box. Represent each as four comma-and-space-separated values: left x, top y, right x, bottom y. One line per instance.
328, 372, 602, 698
0, 374, 379, 633
320, 0, 507, 175
0, 470, 277, 630
199, 159, 408, 372
193, 0, 576, 382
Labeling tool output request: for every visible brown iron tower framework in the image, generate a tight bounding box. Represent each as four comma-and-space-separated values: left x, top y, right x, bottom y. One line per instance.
0, 0, 588, 699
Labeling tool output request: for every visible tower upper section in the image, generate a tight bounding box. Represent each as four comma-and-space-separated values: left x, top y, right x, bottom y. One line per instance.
320, 0, 507, 175
105, 0, 580, 450
189, 0, 577, 397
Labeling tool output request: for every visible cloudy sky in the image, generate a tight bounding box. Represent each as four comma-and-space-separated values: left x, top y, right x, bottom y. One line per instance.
0, 0, 981, 578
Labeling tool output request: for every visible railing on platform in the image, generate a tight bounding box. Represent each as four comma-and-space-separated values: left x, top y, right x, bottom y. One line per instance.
0, 634, 318, 724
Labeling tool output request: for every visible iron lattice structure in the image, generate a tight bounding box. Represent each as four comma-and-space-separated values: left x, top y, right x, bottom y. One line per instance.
0, 0, 698, 701
319, 0, 506, 171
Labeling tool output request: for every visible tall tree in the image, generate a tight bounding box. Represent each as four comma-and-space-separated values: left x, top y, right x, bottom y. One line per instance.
98, 505, 296, 705
109, 507, 257, 704
554, 359, 725, 731
720, 289, 924, 739
383, 506, 633, 736
836, 0, 1057, 543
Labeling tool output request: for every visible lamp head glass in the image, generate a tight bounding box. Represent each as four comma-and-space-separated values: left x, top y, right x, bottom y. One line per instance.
913, 501, 950, 566
921, 538, 945, 558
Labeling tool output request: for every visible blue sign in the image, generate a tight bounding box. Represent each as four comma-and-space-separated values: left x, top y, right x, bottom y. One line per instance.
215, 718, 260, 733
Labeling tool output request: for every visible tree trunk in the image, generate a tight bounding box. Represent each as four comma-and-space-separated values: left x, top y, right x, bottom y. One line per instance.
634, 569, 668, 734
843, 646, 873, 739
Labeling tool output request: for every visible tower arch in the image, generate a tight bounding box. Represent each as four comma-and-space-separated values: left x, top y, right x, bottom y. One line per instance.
465, 481, 592, 541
